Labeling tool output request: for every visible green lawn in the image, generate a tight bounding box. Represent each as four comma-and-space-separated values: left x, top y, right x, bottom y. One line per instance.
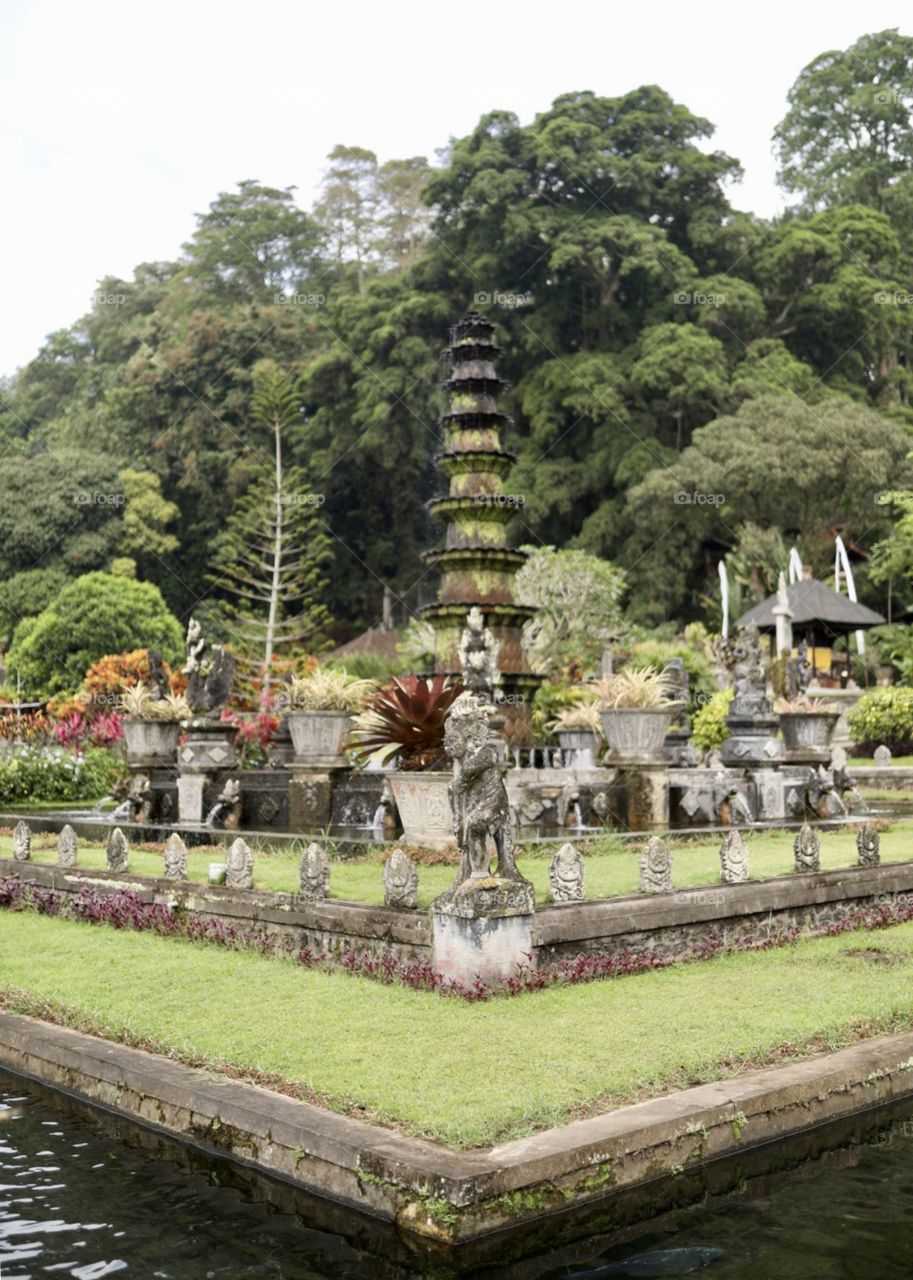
2, 911, 913, 1147
3, 822, 913, 907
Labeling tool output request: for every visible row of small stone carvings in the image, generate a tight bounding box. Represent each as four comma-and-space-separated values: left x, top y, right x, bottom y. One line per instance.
7, 821, 420, 908
548, 821, 882, 902
8, 819, 883, 910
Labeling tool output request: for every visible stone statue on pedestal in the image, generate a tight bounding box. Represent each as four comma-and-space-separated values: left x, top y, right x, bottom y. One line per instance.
432, 692, 534, 915
458, 607, 501, 704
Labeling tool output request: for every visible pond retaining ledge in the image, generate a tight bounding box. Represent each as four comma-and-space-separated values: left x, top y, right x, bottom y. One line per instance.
3, 1011, 913, 1247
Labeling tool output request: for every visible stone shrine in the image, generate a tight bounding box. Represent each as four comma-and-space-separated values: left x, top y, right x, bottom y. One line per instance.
57, 824, 78, 868
639, 836, 673, 893
299, 842, 331, 901
548, 843, 585, 903
384, 850, 419, 909
106, 828, 129, 873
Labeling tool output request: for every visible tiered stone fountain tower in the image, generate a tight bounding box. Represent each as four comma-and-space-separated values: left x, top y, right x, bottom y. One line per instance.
422, 313, 541, 743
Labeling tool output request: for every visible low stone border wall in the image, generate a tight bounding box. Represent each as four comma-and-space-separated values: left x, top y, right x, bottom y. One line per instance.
0, 860, 432, 964
533, 860, 913, 962
4, 857, 913, 972
848, 765, 913, 792
3, 1011, 913, 1248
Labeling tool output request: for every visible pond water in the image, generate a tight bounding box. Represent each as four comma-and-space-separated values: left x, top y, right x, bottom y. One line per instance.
4, 1070, 913, 1280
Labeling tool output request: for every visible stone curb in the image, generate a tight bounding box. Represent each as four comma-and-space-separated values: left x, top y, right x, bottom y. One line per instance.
2, 1011, 913, 1244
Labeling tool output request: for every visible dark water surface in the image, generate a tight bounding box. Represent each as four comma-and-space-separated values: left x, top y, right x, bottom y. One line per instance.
4, 1069, 913, 1280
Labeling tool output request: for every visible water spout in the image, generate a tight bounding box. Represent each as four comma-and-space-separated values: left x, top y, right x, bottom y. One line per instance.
204, 802, 225, 828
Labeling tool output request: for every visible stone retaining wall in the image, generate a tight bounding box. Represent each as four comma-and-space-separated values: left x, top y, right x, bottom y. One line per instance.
3, 856, 913, 971
2, 1011, 913, 1250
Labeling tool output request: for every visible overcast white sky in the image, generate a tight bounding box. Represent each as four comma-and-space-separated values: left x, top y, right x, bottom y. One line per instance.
1, 0, 909, 376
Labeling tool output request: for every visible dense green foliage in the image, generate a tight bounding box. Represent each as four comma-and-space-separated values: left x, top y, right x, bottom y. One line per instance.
4, 30, 913, 661
7, 573, 183, 695
0, 746, 118, 803
692, 688, 735, 753
847, 686, 913, 754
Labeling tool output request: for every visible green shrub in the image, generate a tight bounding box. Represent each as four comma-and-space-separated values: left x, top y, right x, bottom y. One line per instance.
7, 572, 183, 696
0, 746, 120, 803
847, 686, 913, 755
691, 688, 733, 753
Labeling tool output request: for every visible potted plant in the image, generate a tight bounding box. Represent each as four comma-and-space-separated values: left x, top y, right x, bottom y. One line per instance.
546, 699, 603, 759
597, 668, 675, 763
120, 682, 191, 767
350, 675, 463, 847
284, 668, 375, 764
777, 696, 841, 763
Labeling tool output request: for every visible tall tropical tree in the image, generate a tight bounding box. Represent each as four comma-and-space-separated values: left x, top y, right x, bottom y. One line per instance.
210, 363, 332, 701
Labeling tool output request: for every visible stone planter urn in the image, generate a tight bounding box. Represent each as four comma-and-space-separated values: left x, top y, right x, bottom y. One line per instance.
557, 730, 600, 762
601, 708, 674, 763
388, 771, 454, 849
288, 711, 353, 765
122, 718, 181, 768
779, 710, 841, 764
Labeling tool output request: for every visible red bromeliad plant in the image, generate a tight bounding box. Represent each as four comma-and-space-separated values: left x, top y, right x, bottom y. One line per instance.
350, 675, 462, 771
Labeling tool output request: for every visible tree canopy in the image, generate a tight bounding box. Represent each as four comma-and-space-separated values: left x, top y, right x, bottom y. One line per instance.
3, 31, 913, 680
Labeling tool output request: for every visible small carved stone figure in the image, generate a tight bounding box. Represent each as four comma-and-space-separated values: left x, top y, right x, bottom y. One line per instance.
183, 617, 237, 717
549, 843, 585, 902
727, 624, 770, 717
639, 836, 673, 893
106, 827, 129, 873
712, 773, 755, 826
57, 824, 78, 868
874, 744, 893, 767
384, 849, 418, 909
163, 832, 188, 881
225, 837, 254, 889
806, 766, 847, 820
856, 821, 880, 866
12, 820, 30, 862
146, 647, 172, 701
126, 773, 152, 823
661, 658, 689, 730
720, 829, 750, 883
212, 778, 242, 829
793, 823, 820, 873
299, 842, 330, 901
458, 606, 501, 703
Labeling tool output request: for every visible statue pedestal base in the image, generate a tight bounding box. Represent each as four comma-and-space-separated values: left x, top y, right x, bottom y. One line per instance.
177, 774, 206, 825
431, 875, 535, 988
